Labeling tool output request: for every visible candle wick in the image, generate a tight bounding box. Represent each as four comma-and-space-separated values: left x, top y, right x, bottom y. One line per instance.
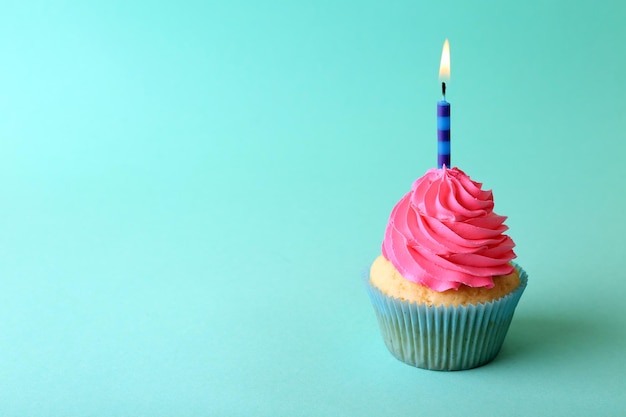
441, 82, 446, 100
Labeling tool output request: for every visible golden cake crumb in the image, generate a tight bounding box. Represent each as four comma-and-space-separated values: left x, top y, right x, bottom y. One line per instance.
370, 255, 520, 307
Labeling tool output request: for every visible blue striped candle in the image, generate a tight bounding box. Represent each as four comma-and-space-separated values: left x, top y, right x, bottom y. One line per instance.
437, 99, 450, 168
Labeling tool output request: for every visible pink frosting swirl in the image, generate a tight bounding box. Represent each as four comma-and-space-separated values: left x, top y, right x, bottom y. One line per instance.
382, 167, 516, 291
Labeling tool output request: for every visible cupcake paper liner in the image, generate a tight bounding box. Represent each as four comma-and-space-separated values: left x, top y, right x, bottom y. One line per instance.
365, 263, 528, 371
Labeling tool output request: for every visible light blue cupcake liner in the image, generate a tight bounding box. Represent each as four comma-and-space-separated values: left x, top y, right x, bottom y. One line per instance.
365, 263, 528, 371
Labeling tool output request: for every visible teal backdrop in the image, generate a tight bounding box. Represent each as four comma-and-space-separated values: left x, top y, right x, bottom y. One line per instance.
1, 1, 625, 415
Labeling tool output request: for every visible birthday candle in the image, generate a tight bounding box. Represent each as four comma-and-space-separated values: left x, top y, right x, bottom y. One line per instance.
437, 96, 450, 169
438, 39, 451, 169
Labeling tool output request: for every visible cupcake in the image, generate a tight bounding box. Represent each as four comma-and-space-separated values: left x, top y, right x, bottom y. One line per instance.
365, 166, 527, 371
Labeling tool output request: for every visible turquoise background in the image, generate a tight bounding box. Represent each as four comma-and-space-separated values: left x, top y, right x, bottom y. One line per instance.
1, 0, 625, 415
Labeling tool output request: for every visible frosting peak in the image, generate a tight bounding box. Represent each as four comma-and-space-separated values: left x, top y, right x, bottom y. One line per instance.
382, 167, 516, 292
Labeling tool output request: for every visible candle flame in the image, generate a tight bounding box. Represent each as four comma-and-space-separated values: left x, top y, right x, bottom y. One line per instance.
439, 39, 450, 81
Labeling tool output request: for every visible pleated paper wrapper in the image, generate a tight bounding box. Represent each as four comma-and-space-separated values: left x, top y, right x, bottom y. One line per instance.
365, 264, 528, 371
